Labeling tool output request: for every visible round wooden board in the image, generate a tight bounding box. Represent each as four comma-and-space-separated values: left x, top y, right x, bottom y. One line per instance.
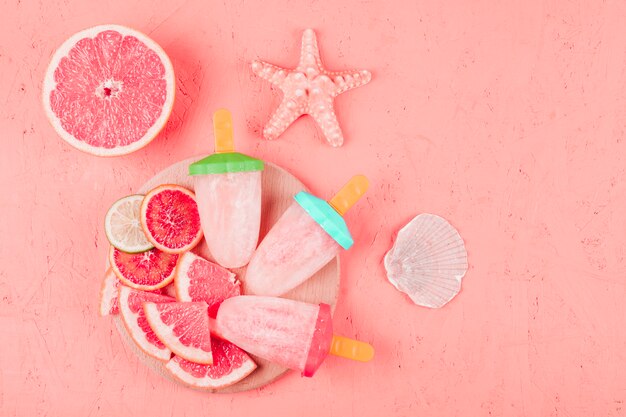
109, 156, 340, 393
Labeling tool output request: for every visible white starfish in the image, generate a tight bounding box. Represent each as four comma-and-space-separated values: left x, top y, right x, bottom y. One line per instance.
252, 29, 372, 147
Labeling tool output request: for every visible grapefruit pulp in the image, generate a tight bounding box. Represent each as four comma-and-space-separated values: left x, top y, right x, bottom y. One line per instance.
109, 246, 179, 291
118, 286, 176, 361
99, 268, 120, 316
140, 185, 203, 254
174, 252, 240, 317
144, 301, 213, 364
165, 338, 256, 389
42, 25, 175, 156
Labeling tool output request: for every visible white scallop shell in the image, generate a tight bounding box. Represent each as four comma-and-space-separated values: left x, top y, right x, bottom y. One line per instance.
384, 214, 468, 308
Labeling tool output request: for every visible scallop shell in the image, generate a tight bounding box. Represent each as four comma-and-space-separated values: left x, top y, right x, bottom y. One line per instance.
384, 214, 468, 308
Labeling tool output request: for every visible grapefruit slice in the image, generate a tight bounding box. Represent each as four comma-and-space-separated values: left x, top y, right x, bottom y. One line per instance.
174, 252, 240, 316
118, 286, 176, 361
140, 185, 203, 254
99, 268, 120, 316
165, 338, 257, 389
162, 282, 178, 298
42, 25, 175, 156
109, 246, 179, 290
105, 195, 154, 253
144, 302, 213, 364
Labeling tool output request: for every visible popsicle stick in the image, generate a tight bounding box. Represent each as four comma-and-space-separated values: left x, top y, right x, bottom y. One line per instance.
329, 335, 374, 362
328, 175, 369, 216
213, 108, 235, 153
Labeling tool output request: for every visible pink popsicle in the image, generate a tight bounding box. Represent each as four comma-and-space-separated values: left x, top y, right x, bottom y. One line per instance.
189, 109, 264, 268
245, 175, 369, 296
195, 170, 262, 268
245, 201, 341, 296
213, 295, 374, 377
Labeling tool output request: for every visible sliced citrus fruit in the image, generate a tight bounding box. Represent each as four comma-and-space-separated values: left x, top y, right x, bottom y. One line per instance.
165, 338, 256, 389
174, 252, 240, 317
162, 282, 178, 298
109, 246, 179, 290
99, 268, 120, 316
144, 301, 213, 364
118, 286, 176, 361
42, 25, 175, 156
105, 195, 154, 253
140, 185, 203, 254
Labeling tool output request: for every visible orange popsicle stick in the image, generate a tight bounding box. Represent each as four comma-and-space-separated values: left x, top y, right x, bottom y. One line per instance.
213, 108, 235, 153
329, 335, 374, 362
328, 174, 369, 216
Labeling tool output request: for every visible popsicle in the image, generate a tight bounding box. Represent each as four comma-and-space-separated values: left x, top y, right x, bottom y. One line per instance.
189, 109, 264, 268
213, 295, 374, 377
245, 175, 369, 296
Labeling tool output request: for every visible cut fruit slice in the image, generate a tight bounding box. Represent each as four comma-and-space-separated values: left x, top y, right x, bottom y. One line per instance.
42, 25, 175, 156
109, 246, 179, 290
105, 195, 154, 253
99, 268, 120, 316
140, 185, 203, 254
144, 301, 213, 364
165, 338, 257, 389
118, 286, 176, 361
174, 252, 240, 317
162, 282, 178, 298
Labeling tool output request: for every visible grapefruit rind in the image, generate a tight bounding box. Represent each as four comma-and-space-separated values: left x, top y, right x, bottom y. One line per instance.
174, 251, 239, 303
165, 355, 257, 390
162, 282, 178, 298
144, 302, 213, 365
118, 286, 175, 361
109, 246, 178, 291
99, 268, 120, 316
42, 24, 175, 157
104, 195, 154, 253
140, 185, 203, 254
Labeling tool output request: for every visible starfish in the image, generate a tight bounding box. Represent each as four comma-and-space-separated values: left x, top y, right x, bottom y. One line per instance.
251, 29, 372, 147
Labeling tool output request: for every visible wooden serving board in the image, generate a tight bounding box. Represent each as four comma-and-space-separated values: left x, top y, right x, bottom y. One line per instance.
109, 156, 340, 393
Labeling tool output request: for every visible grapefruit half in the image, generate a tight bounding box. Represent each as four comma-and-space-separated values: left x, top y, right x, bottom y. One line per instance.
174, 252, 240, 317
140, 185, 203, 254
165, 338, 257, 389
118, 286, 176, 361
144, 302, 213, 364
42, 24, 175, 156
109, 246, 179, 291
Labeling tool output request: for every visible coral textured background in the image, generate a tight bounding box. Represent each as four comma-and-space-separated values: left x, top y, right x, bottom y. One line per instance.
2, 0, 626, 416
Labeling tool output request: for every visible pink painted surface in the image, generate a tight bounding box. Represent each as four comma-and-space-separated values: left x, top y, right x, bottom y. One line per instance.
1, 1, 625, 416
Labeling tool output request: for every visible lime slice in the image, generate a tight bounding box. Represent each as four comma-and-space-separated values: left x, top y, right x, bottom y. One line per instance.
105, 195, 154, 253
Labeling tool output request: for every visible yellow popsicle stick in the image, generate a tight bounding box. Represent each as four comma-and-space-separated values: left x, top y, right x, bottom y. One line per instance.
213, 108, 235, 153
329, 335, 374, 362
328, 175, 369, 216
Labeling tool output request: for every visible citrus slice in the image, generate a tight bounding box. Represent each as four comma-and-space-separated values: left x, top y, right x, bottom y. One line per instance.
42, 25, 175, 156
144, 302, 213, 364
118, 286, 176, 361
174, 252, 240, 316
105, 195, 154, 253
165, 338, 257, 389
162, 282, 178, 298
109, 246, 179, 290
99, 268, 120, 316
140, 185, 203, 254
